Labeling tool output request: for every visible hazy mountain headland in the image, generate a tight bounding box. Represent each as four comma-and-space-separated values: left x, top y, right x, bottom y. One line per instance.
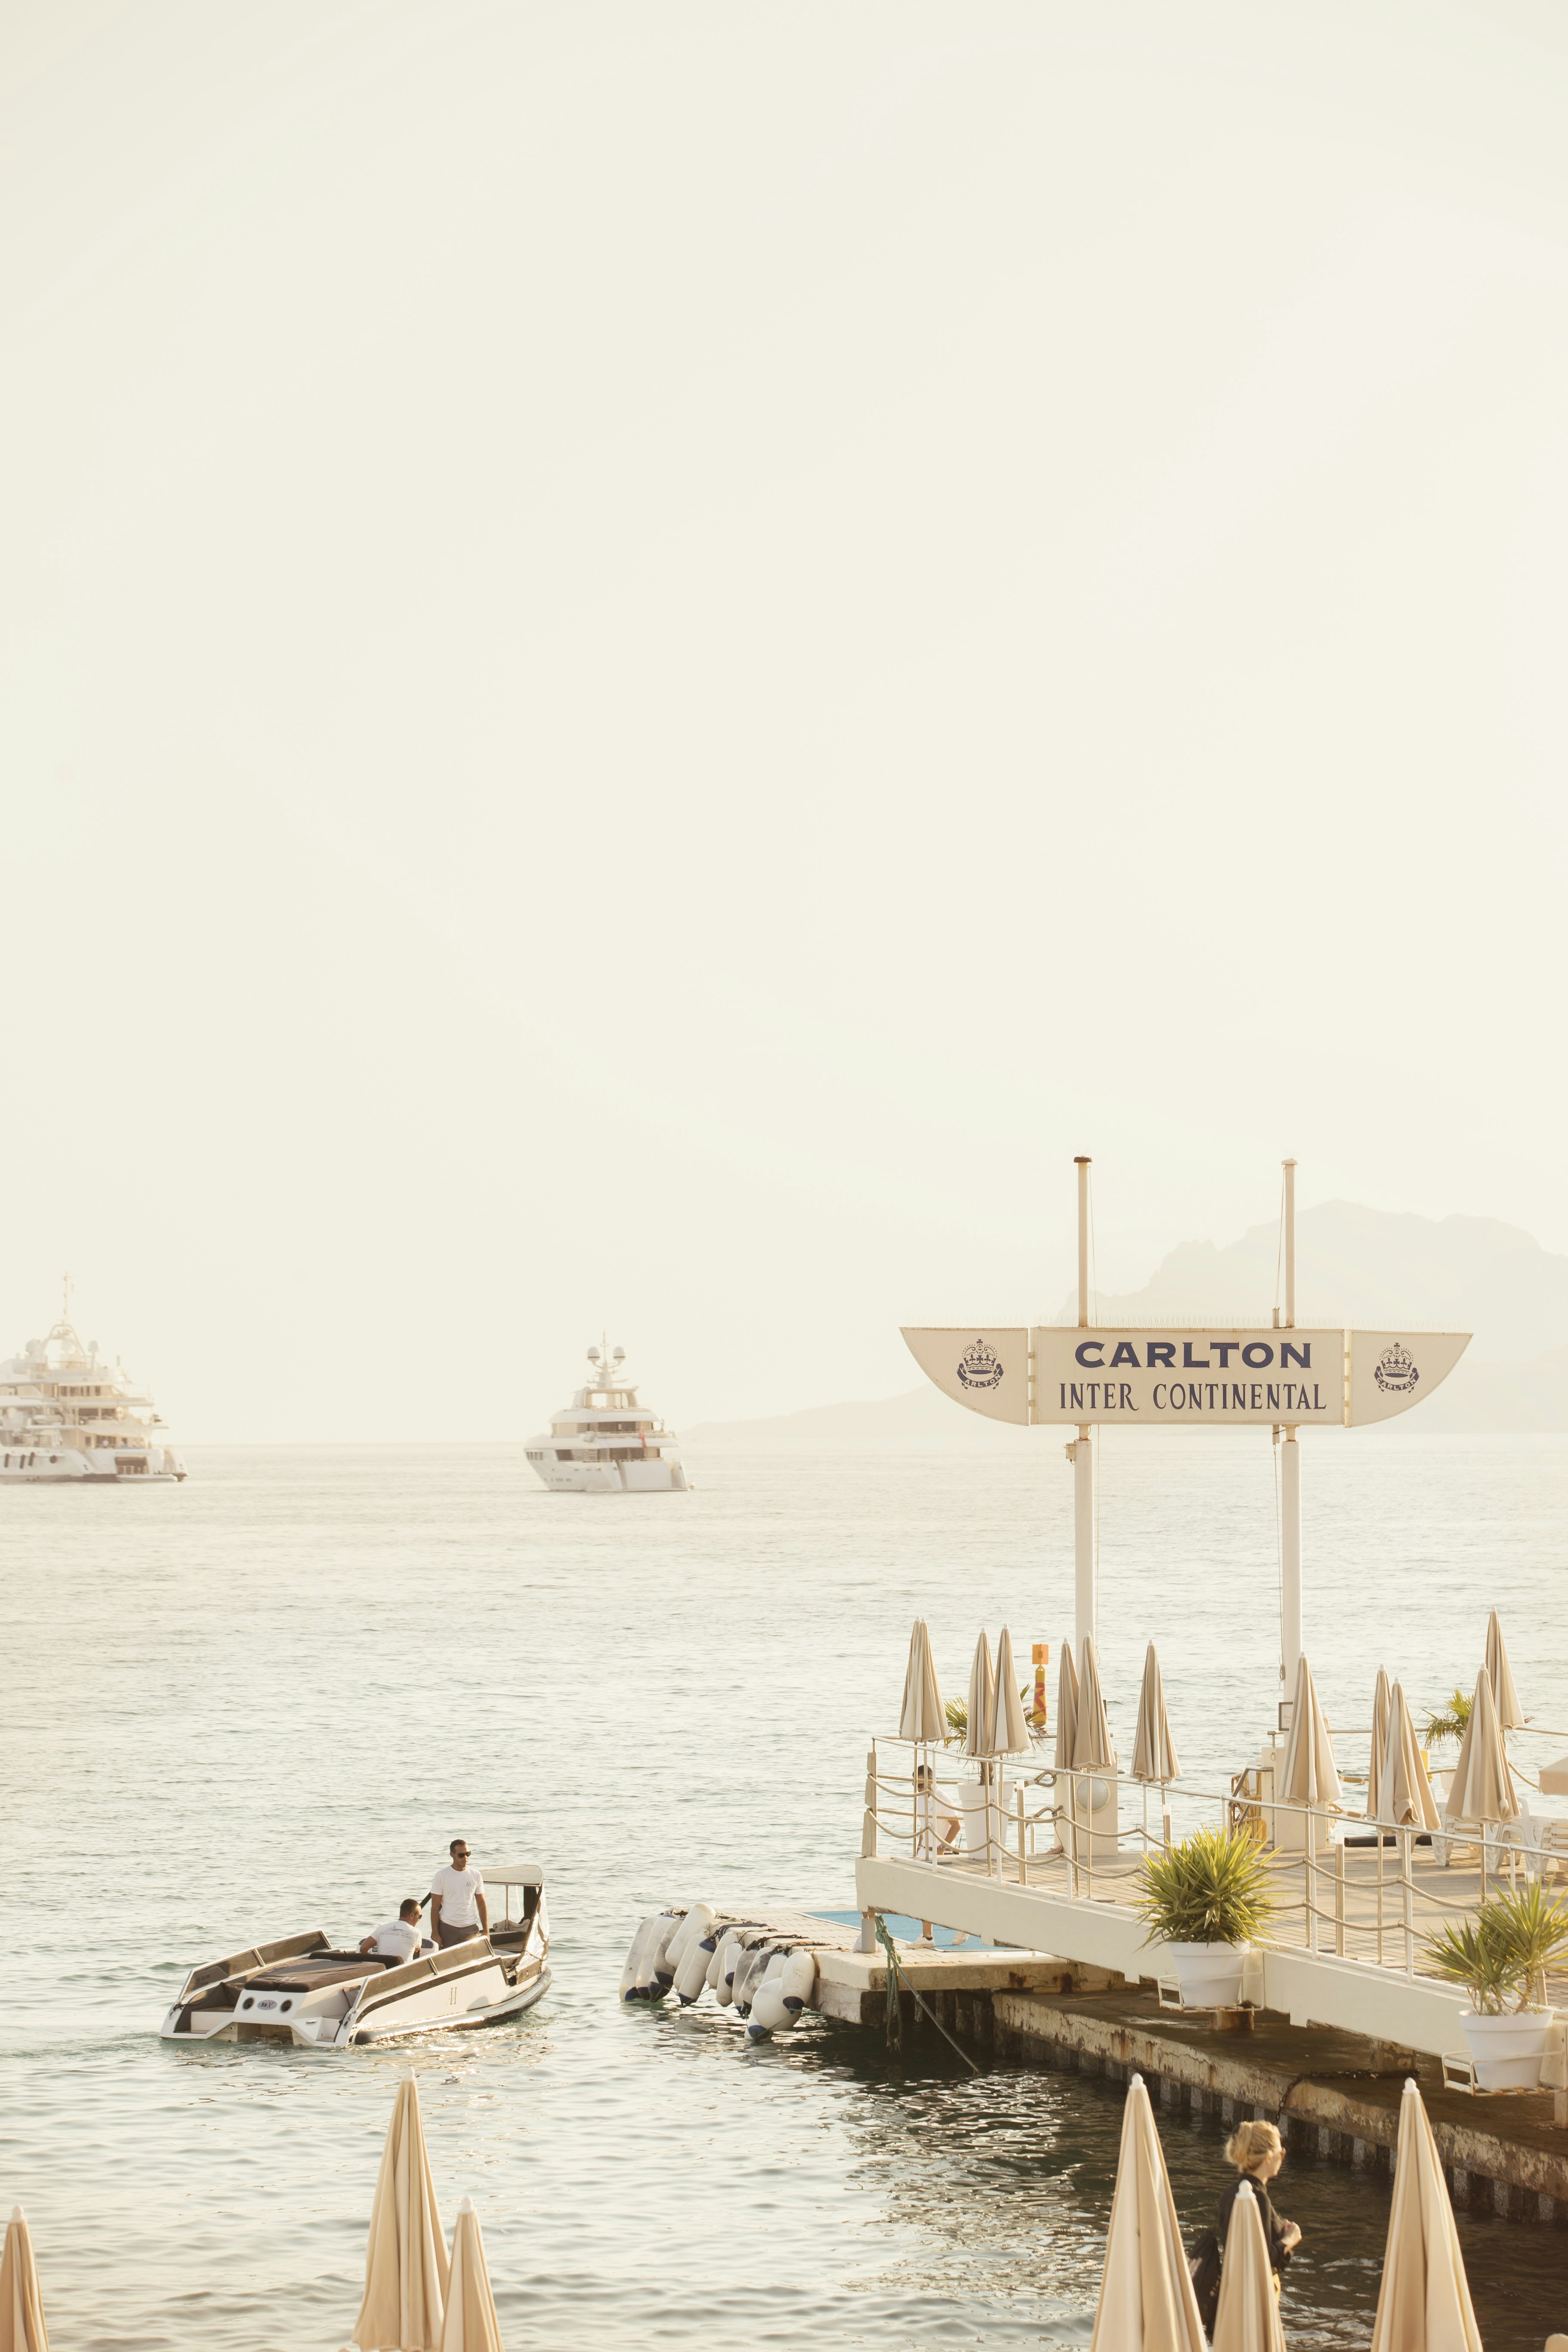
687, 1203, 1568, 1447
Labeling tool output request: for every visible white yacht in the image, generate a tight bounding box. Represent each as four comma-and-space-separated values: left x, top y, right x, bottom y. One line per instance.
526, 1340, 688, 1492
0, 1290, 186, 1484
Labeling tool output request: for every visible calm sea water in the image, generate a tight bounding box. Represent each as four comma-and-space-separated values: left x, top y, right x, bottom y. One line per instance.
2, 1437, 1566, 2351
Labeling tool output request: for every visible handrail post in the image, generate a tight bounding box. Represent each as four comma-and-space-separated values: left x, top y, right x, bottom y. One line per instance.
1017, 1782, 1026, 1882
1305, 1809, 1317, 1954
1401, 1828, 1414, 1978
1334, 1837, 1345, 1957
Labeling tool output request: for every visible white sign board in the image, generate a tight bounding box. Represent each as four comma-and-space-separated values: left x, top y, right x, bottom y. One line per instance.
1030, 1328, 1342, 1426
899, 1327, 1031, 1425
901, 1325, 1472, 1428
1346, 1330, 1471, 1427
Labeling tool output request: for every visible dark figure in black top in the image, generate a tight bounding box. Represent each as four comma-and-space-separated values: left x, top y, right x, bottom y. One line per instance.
1190, 2117, 1302, 2340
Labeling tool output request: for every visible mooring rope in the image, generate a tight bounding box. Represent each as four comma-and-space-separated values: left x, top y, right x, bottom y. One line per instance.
869, 1913, 980, 2074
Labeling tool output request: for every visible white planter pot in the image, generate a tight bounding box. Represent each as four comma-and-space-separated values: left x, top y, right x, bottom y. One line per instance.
1161, 1941, 1247, 2009
1459, 2008, 1551, 2092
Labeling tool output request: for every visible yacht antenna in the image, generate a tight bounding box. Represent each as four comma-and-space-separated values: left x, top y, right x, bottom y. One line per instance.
62, 1271, 72, 1324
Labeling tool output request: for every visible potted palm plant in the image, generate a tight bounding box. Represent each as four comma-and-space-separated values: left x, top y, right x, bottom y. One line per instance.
1423, 1883, 1568, 2090
1134, 1824, 1276, 2008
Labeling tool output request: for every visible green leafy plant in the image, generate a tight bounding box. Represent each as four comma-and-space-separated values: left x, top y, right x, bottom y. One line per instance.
1134, 1824, 1278, 1948
1422, 1883, 1568, 2014
942, 1687, 1032, 1744
1422, 1688, 1472, 1750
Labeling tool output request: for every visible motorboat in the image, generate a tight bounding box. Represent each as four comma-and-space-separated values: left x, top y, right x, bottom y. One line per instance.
159, 1865, 549, 2047
525, 1337, 688, 1492
0, 1285, 186, 1483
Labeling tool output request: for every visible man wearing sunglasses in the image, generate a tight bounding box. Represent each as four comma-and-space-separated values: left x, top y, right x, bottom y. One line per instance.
428, 1838, 489, 1949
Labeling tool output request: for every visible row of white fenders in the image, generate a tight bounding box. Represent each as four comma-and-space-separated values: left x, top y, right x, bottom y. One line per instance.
620, 1907, 819, 2039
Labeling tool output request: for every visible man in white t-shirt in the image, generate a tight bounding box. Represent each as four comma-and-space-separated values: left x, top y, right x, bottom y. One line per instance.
359, 1900, 425, 1962
429, 1839, 489, 1949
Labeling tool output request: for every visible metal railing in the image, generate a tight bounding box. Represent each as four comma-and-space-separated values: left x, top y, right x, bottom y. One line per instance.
861, 1735, 1568, 2005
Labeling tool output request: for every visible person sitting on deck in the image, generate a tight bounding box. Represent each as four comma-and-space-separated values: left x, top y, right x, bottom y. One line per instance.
360, 1899, 424, 1962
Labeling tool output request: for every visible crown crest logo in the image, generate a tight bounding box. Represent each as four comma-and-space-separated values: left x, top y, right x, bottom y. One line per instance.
957, 1336, 1004, 1390
1374, 1341, 1419, 1394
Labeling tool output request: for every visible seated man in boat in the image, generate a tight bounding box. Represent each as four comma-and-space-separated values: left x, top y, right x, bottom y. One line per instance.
429, 1839, 490, 1949
359, 1899, 425, 1962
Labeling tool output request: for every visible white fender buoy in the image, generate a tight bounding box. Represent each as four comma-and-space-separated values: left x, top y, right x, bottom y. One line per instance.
639, 1911, 683, 1998
674, 1928, 718, 2005
780, 1948, 817, 2014
664, 1902, 714, 1973
620, 1915, 659, 2001
748, 1973, 791, 2037
708, 1927, 746, 1997
732, 1940, 775, 2013
717, 1930, 755, 2005
707, 1931, 737, 2002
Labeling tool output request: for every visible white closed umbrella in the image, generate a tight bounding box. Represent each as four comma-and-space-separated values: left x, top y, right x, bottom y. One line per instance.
1484, 1610, 1523, 1731
0, 2208, 49, 2352
991, 1627, 1032, 1756
1368, 2079, 1483, 2351
1365, 1667, 1392, 1824
1375, 1682, 1440, 1833
898, 1619, 945, 1744
1445, 1666, 1519, 1826
1131, 1645, 1180, 1784
1279, 1653, 1343, 1808
440, 2202, 504, 2352
964, 1630, 998, 1757
1209, 2180, 1284, 2352
1055, 1642, 1080, 1773
351, 2075, 450, 2352
1089, 2074, 1207, 2352
1074, 1636, 1116, 1771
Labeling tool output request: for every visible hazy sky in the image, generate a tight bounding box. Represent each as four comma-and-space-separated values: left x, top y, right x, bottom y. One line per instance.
4, 0, 1566, 1439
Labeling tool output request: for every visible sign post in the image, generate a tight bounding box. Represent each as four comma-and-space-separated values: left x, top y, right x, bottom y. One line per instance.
1280, 1157, 1302, 1720
1072, 1155, 1094, 1659
901, 1159, 1471, 1717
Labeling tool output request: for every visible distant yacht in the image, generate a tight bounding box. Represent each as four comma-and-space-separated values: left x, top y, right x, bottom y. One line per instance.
0, 1286, 186, 1484
526, 1340, 688, 1493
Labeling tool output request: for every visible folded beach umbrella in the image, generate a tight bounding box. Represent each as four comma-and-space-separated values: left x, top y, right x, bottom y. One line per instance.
964, 1630, 998, 1757
990, 1627, 1033, 1756
440, 2201, 503, 2352
1484, 1610, 1523, 1732
1365, 1667, 1392, 1824
1445, 1666, 1519, 1826
0, 2207, 49, 2352
1131, 1644, 1181, 1784
351, 2075, 450, 2352
898, 1619, 945, 1745
1054, 1642, 1080, 1773
1089, 2074, 1207, 2352
1209, 2179, 1285, 2352
1368, 2079, 1483, 2352
1074, 1636, 1117, 1771
1375, 1682, 1440, 1833
1278, 1653, 1343, 1809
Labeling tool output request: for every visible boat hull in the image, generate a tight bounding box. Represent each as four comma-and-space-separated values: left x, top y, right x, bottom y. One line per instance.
0, 1451, 186, 1484
160, 1891, 550, 2050
530, 1457, 687, 1493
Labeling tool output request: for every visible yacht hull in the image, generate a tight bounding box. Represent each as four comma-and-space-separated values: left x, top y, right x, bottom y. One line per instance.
531, 1458, 687, 1493
0, 1454, 185, 1483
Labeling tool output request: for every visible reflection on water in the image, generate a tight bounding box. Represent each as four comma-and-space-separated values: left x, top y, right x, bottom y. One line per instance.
1, 1442, 1566, 2350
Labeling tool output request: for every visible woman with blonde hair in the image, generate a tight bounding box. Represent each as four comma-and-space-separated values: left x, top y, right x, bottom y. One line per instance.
1218, 2118, 1301, 2274
1189, 2117, 1301, 2337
